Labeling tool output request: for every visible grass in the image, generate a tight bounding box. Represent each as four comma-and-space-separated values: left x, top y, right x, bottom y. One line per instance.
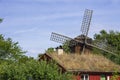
47, 52, 120, 72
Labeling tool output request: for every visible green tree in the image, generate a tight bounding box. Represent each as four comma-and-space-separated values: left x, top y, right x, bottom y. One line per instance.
45, 47, 54, 53
93, 30, 120, 64
0, 58, 72, 80
63, 41, 71, 53
0, 23, 72, 80
111, 69, 119, 80
0, 34, 26, 60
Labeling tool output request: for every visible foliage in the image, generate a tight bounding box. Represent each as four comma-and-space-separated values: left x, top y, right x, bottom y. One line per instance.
0, 34, 26, 60
63, 41, 71, 53
45, 47, 54, 53
111, 69, 119, 80
93, 30, 120, 64
0, 34, 72, 80
0, 58, 72, 80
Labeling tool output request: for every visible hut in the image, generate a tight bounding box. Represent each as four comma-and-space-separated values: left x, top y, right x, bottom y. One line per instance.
39, 53, 120, 80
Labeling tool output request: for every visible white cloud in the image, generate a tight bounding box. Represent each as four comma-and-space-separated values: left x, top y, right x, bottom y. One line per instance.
1, 11, 81, 28
13, 28, 38, 34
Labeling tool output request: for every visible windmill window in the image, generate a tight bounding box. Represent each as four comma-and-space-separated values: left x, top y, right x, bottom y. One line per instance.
81, 74, 89, 80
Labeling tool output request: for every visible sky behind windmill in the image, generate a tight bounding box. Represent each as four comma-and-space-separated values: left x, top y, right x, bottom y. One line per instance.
0, 0, 120, 58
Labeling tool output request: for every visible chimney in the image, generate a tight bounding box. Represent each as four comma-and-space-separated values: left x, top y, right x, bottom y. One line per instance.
56, 46, 63, 55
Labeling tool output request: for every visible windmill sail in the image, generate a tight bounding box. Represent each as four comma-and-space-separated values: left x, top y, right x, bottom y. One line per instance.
81, 9, 93, 37
87, 43, 118, 56
50, 32, 72, 44
50, 32, 84, 45
80, 9, 93, 54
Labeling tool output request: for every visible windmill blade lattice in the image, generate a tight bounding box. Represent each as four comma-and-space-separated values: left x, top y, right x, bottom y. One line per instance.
81, 9, 93, 37
50, 32, 84, 45
50, 32, 73, 44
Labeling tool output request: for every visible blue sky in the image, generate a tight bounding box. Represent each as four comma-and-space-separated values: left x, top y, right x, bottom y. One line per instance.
0, 0, 120, 58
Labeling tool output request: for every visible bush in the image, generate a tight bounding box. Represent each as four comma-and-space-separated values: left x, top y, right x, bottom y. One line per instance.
0, 58, 72, 80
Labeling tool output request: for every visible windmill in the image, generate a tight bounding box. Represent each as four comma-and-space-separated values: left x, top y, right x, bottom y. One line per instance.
50, 9, 117, 56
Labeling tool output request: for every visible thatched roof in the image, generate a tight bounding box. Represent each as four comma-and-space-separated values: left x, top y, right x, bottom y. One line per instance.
44, 53, 120, 72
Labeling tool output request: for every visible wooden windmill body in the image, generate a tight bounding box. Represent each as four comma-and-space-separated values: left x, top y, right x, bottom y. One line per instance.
70, 35, 92, 54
